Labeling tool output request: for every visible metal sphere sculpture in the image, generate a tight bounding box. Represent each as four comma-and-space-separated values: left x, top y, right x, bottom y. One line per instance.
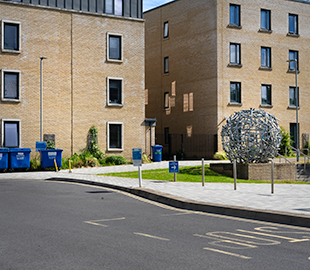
221, 109, 281, 163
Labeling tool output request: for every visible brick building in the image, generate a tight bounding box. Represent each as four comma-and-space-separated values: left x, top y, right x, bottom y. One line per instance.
0, 0, 148, 159
144, 0, 310, 159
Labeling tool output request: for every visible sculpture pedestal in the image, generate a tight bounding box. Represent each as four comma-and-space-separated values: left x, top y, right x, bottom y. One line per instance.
210, 162, 296, 181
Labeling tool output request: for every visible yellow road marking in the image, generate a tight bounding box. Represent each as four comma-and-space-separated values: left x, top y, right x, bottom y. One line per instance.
237, 229, 310, 243
84, 221, 108, 227
194, 234, 257, 248
203, 247, 251, 259
134, 232, 170, 241
84, 217, 125, 227
206, 231, 280, 245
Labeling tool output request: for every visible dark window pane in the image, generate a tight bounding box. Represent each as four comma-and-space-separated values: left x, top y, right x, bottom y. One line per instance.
109, 124, 122, 149
109, 79, 122, 104
230, 82, 240, 103
230, 4, 240, 25
164, 57, 169, 73
4, 72, 19, 99
109, 36, 121, 60
4, 122, 19, 148
4, 23, 19, 51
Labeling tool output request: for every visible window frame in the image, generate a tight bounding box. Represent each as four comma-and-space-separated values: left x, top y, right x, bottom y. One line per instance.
164, 56, 169, 74
289, 86, 299, 108
1, 20, 21, 53
1, 69, 21, 102
107, 122, 123, 151
230, 82, 241, 104
163, 21, 169, 39
288, 50, 299, 71
107, 32, 123, 62
107, 77, 123, 106
261, 9, 271, 31
1, 119, 21, 148
229, 4, 241, 26
164, 92, 169, 110
288, 13, 298, 35
261, 47, 271, 68
229, 43, 241, 65
261, 84, 272, 106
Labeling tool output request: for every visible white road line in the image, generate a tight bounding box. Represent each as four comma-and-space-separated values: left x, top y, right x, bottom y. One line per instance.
134, 232, 170, 241
203, 247, 251, 259
84, 221, 108, 227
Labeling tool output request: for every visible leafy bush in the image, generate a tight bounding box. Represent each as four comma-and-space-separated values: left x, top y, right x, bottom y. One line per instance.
104, 155, 127, 165
88, 126, 105, 160
279, 127, 293, 156
30, 155, 40, 170
213, 151, 228, 160
46, 139, 55, 149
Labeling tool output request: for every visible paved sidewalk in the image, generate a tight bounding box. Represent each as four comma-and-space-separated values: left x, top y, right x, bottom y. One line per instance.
0, 160, 309, 226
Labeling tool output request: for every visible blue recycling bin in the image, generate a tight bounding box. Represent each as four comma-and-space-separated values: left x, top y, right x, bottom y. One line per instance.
152, 145, 163, 162
40, 149, 63, 168
0, 148, 9, 169
9, 148, 31, 169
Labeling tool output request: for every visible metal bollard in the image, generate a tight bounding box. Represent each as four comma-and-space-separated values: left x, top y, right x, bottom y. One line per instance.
202, 158, 205, 186
233, 160, 237, 190
271, 161, 274, 194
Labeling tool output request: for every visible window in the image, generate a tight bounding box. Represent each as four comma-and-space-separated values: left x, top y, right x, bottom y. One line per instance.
183, 94, 188, 112
289, 86, 299, 107
1, 20, 21, 52
290, 123, 299, 148
288, 14, 298, 35
163, 21, 169, 38
164, 92, 169, 110
230, 43, 241, 64
107, 33, 122, 61
261, 47, 271, 68
145, 89, 148, 105
1, 120, 20, 148
107, 78, 122, 105
105, 0, 123, 15
107, 122, 123, 150
230, 4, 240, 26
230, 82, 241, 103
261, 9, 271, 30
164, 57, 169, 74
189, 92, 193, 111
1, 70, 21, 102
289, 50, 298, 70
261, 85, 271, 105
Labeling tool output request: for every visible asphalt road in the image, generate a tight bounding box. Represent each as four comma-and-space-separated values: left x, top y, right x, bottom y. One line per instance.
0, 179, 310, 270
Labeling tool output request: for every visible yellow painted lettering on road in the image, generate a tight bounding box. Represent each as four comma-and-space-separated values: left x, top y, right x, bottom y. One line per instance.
206, 231, 280, 246
194, 234, 257, 249
203, 247, 251, 259
238, 229, 310, 243
134, 232, 170, 241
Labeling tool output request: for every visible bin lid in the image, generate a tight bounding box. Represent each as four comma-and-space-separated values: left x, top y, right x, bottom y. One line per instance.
40, 149, 63, 152
152, 145, 163, 148
0, 148, 9, 152
9, 148, 32, 152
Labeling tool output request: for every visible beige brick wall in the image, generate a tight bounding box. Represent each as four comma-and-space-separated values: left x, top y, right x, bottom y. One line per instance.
145, 0, 310, 155
0, 2, 145, 160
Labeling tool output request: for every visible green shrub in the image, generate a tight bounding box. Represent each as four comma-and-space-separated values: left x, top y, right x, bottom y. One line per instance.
104, 155, 127, 165
30, 155, 40, 170
46, 139, 55, 149
88, 126, 105, 160
213, 151, 228, 160
279, 127, 293, 156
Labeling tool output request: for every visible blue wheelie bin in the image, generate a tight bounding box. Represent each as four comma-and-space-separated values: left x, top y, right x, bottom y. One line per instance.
152, 145, 163, 162
0, 148, 9, 170
40, 149, 63, 168
9, 148, 32, 169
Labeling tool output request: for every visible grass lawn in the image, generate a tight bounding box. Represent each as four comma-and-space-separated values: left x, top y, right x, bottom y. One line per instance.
100, 165, 308, 184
